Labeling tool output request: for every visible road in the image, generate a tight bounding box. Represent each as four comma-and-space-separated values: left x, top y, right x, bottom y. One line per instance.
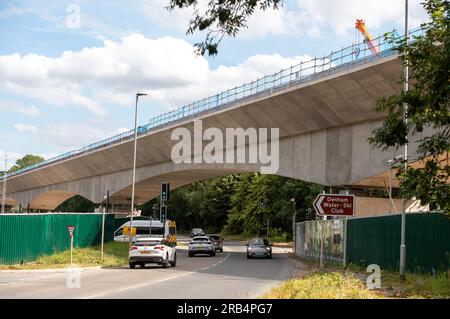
0, 240, 296, 299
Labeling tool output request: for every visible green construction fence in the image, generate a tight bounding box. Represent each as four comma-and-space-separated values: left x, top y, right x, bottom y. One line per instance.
346, 212, 450, 273
0, 213, 117, 265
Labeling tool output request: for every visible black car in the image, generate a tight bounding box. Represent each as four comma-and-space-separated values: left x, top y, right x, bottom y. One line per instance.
246, 238, 272, 259
191, 228, 205, 237
208, 234, 224, 252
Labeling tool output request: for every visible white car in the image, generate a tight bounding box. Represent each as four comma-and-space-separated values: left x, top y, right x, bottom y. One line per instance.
129, 237, 177, 269
188, 236, 216, 257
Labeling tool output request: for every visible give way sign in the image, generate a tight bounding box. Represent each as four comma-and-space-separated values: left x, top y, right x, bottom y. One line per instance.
67, 225, 76, 238
313, 194, 355, 217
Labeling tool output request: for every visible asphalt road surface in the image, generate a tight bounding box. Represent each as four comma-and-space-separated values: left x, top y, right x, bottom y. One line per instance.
0, 239, 295, 299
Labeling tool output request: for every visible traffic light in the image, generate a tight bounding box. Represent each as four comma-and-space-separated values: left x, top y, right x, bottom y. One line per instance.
161, 182, 170, 206
160, 182, 170, 225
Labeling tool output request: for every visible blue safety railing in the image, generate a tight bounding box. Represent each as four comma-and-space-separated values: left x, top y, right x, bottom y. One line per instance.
3, 27, 424, 179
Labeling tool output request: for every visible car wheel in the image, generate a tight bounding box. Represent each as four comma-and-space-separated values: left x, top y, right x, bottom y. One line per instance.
211, 250, 216, 257
170, 253, 177, 267
267, 253, 272, 259
129, 262, 136, 269
188, 252, 194, 257
220, 248, 223, 252
162, 254, 169, 268
247, 254, 251, 259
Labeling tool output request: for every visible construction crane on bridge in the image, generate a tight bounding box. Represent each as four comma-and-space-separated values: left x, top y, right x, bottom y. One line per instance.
355, 19, 380, 55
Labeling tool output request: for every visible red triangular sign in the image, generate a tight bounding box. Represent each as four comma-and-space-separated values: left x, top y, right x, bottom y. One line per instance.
67, 225, 75, 238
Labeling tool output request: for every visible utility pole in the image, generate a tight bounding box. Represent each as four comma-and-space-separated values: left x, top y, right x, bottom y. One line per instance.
1, 154, 7, 214
400, 0, 409, 279
290, 198, 296, 253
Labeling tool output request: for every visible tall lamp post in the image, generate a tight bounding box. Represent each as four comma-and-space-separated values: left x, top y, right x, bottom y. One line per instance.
129, 93, 148, 247
400, 0, 409, 279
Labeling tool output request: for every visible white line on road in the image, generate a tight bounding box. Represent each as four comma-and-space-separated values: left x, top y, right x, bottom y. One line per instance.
199, 253, 230, 271
82, 271, 196, 299
0, 268, 100, 286
82, 253, 231, 299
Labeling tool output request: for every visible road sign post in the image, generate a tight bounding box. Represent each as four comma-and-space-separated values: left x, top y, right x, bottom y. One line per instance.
320, 218, 324, 268
67, 226, 75, 265
313, 194, 354, 268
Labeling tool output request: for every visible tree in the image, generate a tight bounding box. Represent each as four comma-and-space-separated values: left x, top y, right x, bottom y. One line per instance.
168, 0, 282, 55
9, 154, 44, 173
223, 173, 323, 237
56, 195, 96, 212
369, 0, 450, 213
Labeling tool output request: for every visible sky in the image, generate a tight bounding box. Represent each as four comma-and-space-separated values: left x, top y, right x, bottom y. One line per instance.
0, 0, 428, 169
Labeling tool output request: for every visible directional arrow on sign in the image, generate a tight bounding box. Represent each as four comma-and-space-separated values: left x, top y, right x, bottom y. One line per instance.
313, 195, 326, 215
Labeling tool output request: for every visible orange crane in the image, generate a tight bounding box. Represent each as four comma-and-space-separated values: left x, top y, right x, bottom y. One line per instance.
355, 19, 380, 55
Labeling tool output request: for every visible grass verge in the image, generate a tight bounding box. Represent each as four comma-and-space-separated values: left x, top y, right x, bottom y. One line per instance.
0, 241, 129, 270
263, 257, 450, 299
262, 271, 380, 299
377, 270, 450, 298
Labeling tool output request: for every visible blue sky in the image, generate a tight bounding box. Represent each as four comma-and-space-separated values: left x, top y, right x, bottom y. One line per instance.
0, 0, 428, 168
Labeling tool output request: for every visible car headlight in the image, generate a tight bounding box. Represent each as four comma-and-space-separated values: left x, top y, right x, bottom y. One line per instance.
266, 247, 271, 251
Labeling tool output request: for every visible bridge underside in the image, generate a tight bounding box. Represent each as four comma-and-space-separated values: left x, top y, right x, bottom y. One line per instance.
8, 119, 431, 210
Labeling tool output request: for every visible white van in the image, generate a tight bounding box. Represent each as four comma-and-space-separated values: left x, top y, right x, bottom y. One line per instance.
114, 219, 177, 246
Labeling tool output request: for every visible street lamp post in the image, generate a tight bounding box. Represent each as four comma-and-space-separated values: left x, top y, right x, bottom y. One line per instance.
400, 0, 409, 279
129, 93, 148, 247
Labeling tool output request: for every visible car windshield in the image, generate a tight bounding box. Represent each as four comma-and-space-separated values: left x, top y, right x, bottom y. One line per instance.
135, 241, 160, 246
250, 239, 268, 246
193, 238, 209, 242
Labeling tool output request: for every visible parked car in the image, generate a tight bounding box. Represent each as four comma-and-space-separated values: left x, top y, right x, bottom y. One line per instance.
188, 236, 215, 257
208, 234, 224, 252
191, 228, 205, 237
129, 237, 177, 269
246, 238, 272, 259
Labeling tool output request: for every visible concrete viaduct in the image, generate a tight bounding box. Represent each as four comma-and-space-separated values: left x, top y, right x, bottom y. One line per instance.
2, 55, 427, 210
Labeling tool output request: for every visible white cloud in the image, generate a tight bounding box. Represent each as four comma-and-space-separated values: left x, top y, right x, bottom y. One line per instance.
0, 151, 22, 170
13, 123, 39, 134
0, 33, 310, 114
116, 127, 129, 134
0, 100, 41, 117
145, 0, 428, 39
296, 0, 428, 37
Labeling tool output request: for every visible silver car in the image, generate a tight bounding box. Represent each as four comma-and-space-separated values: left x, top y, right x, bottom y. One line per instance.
246, 238, 272, 259
188, 236, 216, 257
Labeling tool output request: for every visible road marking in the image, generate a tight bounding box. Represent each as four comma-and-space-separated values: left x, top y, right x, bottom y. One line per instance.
83, 253, 232, 298
0, 268, 100, 286
0, 273, 70, 286
199, 253, 230, 271
83, 271, 196, 298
